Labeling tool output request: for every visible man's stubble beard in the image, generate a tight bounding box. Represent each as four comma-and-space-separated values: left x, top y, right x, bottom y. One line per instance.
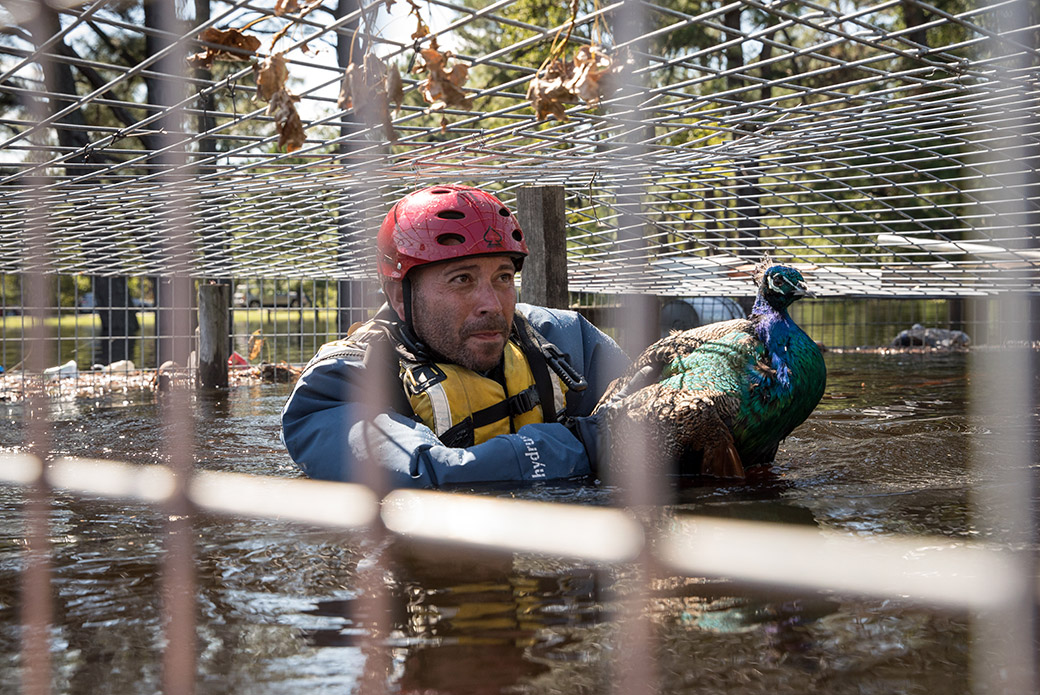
411, 288, 510, 372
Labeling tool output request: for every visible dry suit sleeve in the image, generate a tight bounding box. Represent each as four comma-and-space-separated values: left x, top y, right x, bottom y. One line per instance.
281, 356, 595, 488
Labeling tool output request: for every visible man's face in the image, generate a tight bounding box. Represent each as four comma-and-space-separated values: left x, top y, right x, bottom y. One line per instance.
399, 255, 517, 372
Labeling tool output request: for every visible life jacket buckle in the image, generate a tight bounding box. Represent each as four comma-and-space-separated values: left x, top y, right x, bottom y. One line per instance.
544, 344, 588, 392
509, 387, 540, 417
403, 364, 448, 395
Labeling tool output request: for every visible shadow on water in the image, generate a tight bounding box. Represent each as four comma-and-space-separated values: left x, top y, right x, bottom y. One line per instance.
1, 351, 1028, 693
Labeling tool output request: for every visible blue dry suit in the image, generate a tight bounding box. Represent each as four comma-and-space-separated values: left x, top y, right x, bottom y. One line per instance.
280, 303, 630, 488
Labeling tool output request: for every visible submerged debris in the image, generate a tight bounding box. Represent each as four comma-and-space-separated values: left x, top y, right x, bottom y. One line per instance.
261, 362, 302, 383
0, 363, 302, 404
891, 324, 971, 350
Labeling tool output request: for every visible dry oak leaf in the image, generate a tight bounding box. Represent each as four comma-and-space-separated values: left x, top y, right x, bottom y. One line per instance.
413, 44, 471, 110
275, 0, 323, 16
526, 58, 577, 122
527, 47, 628, 121
274, 0, 300, 14
186, 27, 261, 69
255, 53, 289, 102
338, 54, 398, 142
267, 89, 305, 152
387, 65, 404, 112
566, 46, 622, 105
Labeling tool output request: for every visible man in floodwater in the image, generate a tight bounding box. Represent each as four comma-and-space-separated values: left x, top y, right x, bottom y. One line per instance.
281, 184, 631, 488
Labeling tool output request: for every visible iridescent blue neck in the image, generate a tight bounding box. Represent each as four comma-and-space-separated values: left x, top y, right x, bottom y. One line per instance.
752, 296, 796, 388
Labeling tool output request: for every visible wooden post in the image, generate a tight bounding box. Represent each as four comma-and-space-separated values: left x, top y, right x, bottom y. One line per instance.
517, 186, 569, 309
197, 282, 229, 388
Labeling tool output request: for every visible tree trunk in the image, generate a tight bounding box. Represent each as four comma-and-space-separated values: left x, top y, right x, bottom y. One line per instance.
29, 4, 142, 365
335, 0, 370, 335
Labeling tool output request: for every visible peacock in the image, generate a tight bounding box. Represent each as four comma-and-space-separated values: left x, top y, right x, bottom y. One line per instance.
599, 262, 826, 478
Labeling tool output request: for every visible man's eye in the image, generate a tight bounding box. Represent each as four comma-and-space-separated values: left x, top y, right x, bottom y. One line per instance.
497, 273, 515, 283
449, 274, 471, 284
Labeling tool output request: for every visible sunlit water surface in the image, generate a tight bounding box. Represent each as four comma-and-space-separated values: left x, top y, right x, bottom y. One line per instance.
0, 353, 1035, 694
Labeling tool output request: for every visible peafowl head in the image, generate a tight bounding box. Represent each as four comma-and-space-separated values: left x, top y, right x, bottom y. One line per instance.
753, 263, 812, 312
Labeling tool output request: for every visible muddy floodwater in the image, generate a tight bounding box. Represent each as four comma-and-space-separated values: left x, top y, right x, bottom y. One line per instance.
0, 352, 1036, 694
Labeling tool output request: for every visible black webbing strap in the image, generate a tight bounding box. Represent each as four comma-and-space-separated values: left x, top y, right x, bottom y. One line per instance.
468, 384, 541, 429
512, 313, 587, 423
510, 315, 558, 423
436, 385, 541, 448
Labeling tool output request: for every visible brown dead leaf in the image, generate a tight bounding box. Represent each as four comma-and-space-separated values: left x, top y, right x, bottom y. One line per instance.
267, 89, 305, 152
526, 58, 577, 122
567, 46, 621, 105
255, 53, 289, 101
413, 42, 471, 111
337, 63, 356, 111
338, 54, 398, 142
274, 0, 322, 16
527, 47, 628, 121
248, 330, 264, 361
406, 0, 430, 41
186, 27, 261, 69
253, 53, 305, 151
386, 65, 404, 112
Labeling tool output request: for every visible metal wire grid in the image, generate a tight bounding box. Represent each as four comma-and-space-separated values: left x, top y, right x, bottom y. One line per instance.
0, 0, 1037, 294
1, 3, 1037, 694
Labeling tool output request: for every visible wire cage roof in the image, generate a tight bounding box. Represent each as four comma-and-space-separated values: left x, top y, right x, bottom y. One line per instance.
0, 0, 1037, 296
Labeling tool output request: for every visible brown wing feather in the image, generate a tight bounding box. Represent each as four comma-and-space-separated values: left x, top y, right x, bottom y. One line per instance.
598, 318, 755, 408
603, 382, 746, 478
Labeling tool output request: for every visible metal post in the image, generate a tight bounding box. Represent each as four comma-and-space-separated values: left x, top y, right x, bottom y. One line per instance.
971, 0, 1038, 691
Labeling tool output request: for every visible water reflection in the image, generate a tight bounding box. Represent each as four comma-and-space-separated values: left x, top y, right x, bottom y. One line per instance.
0, 353, 1025, 693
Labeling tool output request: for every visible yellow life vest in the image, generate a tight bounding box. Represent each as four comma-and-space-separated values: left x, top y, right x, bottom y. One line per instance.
401, 338, 568, 447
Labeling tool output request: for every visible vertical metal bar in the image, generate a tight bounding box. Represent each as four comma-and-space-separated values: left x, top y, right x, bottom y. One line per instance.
148, 4, 197, 693
330, 1, 393, 685
608, 1, 659, 693
21, 160, 54, 695
20, 5, 57, 693
970, 0, 1038, 691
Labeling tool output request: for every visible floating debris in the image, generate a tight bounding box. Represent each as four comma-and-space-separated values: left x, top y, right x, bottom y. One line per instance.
0, 362, 302, 404
891, 324, 971, 350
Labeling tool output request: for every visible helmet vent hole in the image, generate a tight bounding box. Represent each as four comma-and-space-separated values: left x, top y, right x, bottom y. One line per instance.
512, 230, 524, 242
436, 233, 466, 246
431, 188, 452, 195
436, 210, 466, 220
498, 207, 511, 217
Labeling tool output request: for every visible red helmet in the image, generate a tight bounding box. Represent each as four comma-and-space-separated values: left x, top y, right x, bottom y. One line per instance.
377, 185, 528, 281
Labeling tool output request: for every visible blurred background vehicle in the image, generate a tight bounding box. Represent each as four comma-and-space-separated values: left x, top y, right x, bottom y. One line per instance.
233, 284, 310, 308
77, 292, 155, 313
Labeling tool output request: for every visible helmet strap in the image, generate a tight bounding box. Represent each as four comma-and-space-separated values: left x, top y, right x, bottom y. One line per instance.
401, 275, 414, 328
399, 275, 427, 355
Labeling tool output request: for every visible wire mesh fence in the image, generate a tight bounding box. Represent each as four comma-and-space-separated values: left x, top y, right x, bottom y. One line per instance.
0, 0, 1037, 293
0, 0, 1038, 693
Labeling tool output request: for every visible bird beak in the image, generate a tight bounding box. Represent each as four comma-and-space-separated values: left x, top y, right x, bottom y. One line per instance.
796, 282, 814, 298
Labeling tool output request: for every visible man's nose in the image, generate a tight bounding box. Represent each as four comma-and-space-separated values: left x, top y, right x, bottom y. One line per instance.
473, 279, 504, 314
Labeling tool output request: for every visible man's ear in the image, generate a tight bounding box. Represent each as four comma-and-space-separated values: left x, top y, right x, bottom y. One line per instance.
383, 279, 405, 318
